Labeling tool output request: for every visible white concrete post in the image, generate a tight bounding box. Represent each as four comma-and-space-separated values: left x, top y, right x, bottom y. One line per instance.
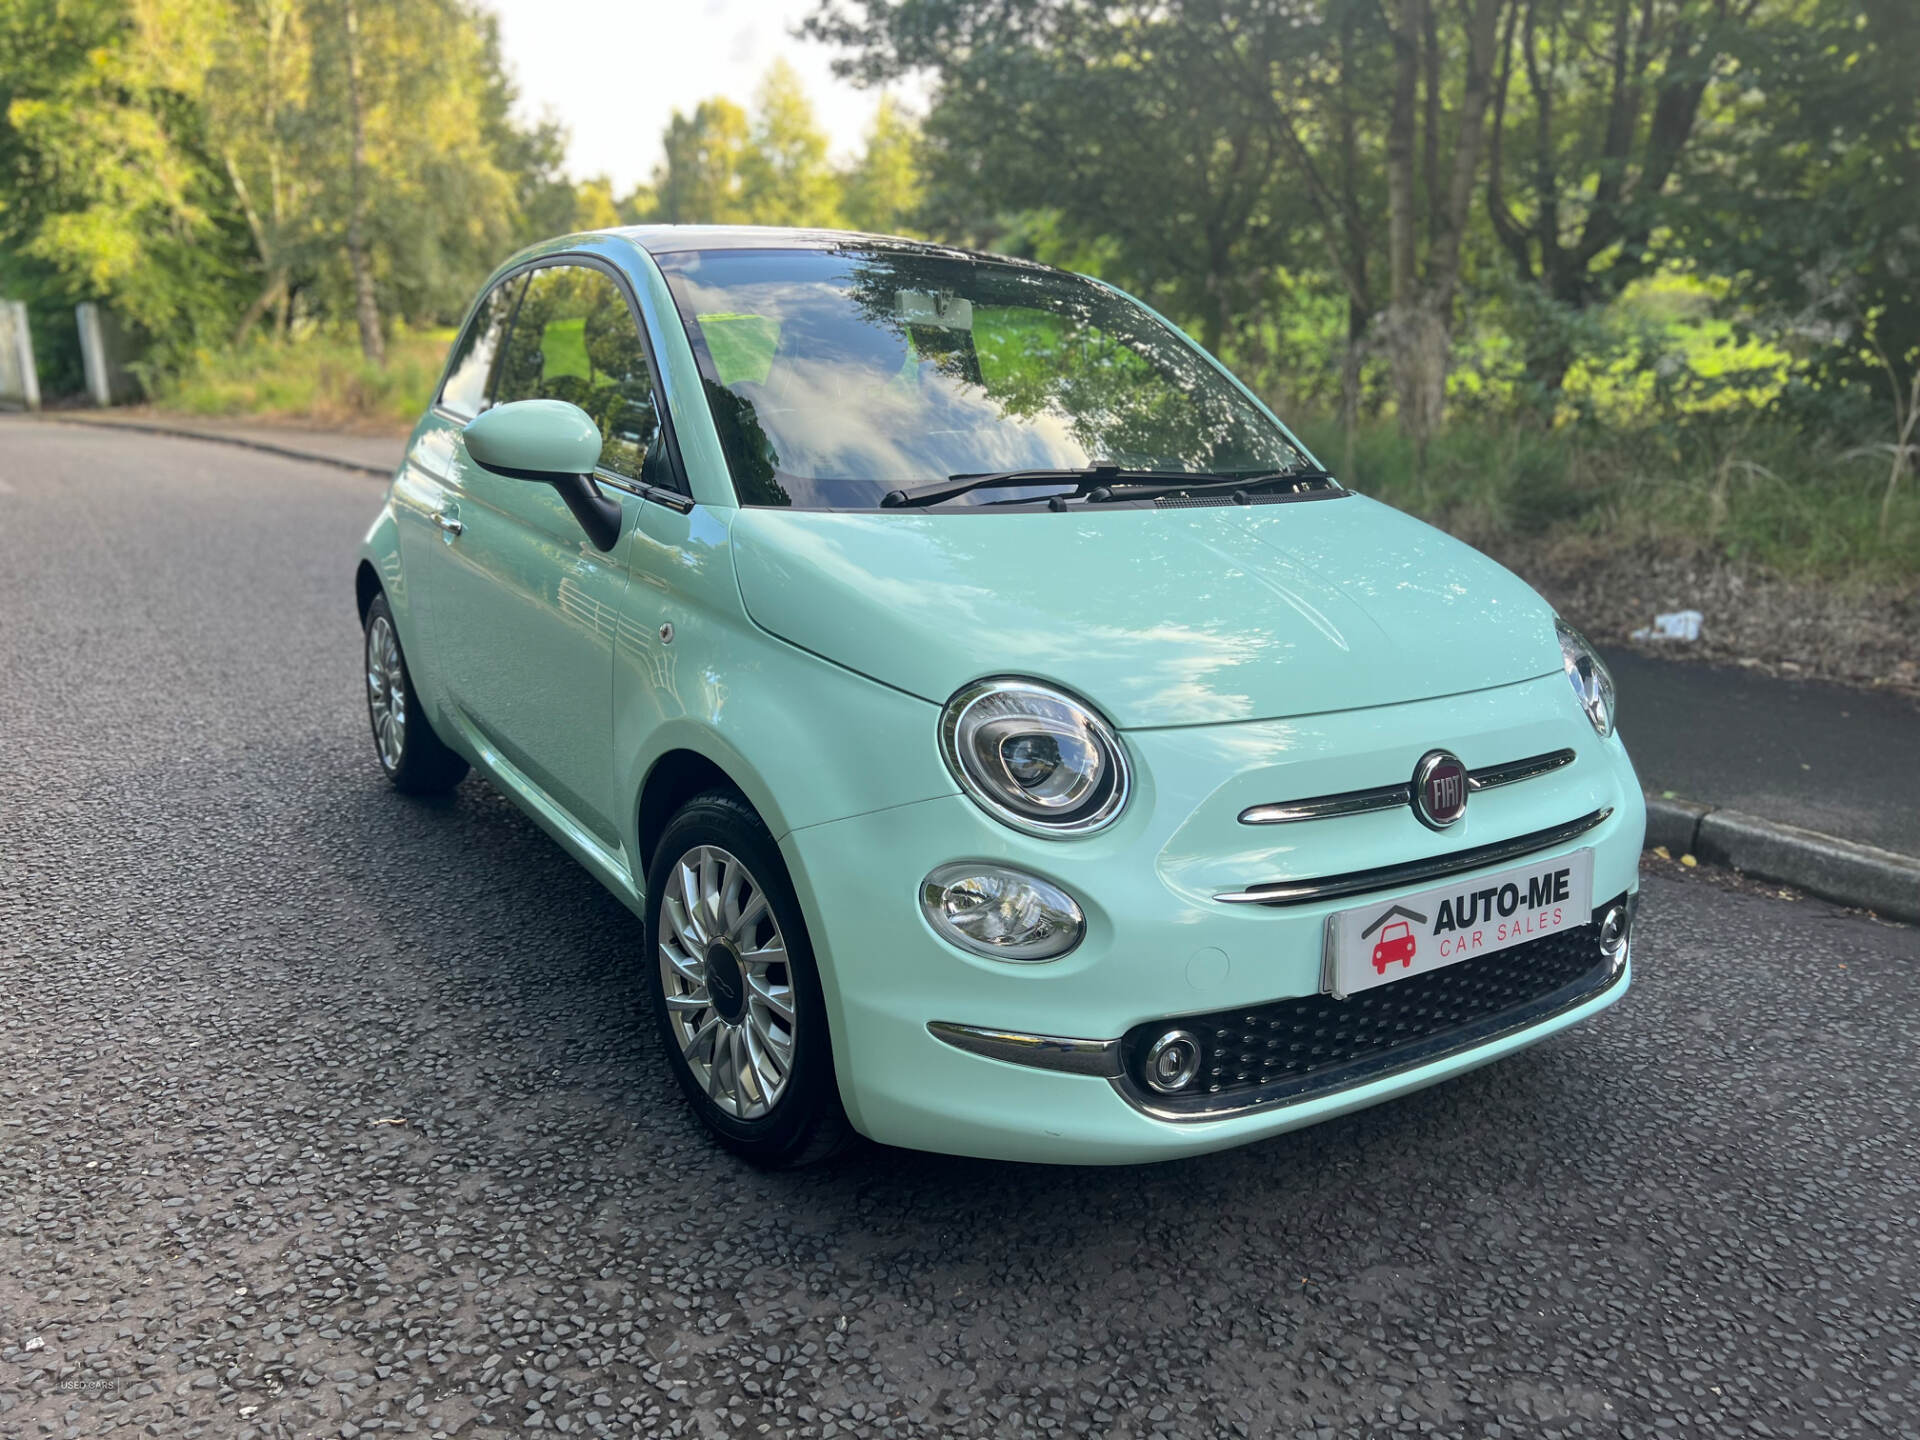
77, 301, 112, 407
0, 299, 39, 411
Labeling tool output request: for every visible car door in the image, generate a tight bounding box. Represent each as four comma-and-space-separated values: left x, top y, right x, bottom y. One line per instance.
429, 260, 670, 850
392, 271, 524, 696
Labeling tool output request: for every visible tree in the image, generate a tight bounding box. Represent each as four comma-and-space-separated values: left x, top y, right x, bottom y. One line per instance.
811, 1, 1310, 358
0, 0, 244, 358
573, 176, 622, 231
812, 0, 1507, 450
292, 0, 552, 339
2, 0, 570, 376
1484, 0, 1764, 389
205, 0, 308, 342
1670, 0, 1919, 534
340, 0, 382, 361
740, 59, 843, 227
1380, 0, 1505, 451
841, 95, 921, 235
1210, 0, 1505, 451
648, 99, 751, 223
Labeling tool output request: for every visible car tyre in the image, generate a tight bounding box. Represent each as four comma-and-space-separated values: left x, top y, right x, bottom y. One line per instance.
645, 790, 854, 1167
363, 593, 468, 795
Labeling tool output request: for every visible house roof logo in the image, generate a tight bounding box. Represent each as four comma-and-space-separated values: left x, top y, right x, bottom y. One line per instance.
1360, 904, 1429, 940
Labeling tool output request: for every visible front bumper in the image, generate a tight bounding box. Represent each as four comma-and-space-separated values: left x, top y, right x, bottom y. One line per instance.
935, 897, 1631, 1122
779, 676, 1645, 1164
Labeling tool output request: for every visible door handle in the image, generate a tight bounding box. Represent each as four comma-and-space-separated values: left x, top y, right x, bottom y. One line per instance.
433, 510, 464, 537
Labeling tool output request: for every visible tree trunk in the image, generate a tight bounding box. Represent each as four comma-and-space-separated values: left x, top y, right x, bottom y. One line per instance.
233, 271, 289, 346
1340, 298, 1368, 479
1384, 0, 1433, 453
1383, 0, 1503, 453
1385, 301, 1450, 470
1385, 0, 1421, 326
343, 0, 384, 364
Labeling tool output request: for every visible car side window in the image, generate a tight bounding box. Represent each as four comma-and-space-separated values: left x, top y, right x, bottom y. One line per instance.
493, 264, 666, 486
439, 275, 524, 420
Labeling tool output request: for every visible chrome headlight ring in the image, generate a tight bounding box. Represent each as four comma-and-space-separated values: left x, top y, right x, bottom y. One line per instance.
1556, 620, 1616, 738
939, 677, 1131, 837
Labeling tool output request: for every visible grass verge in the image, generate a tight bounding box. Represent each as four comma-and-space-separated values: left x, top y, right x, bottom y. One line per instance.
146, 329, 454, 431
1293, 417, 1920, 588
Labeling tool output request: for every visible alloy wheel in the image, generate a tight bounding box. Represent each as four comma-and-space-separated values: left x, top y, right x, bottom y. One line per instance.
656, 844, 798, 1120
365, 614, 407, 771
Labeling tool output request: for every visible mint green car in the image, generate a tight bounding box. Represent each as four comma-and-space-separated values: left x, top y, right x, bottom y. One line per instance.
356, 227, 1642, 1167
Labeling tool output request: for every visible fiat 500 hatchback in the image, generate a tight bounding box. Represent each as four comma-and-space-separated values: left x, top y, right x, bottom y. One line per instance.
356, 226, 1643, 1166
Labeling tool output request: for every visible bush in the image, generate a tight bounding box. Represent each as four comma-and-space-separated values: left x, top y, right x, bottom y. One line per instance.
148, 328, 453, 429
1293, 415, 1920, 587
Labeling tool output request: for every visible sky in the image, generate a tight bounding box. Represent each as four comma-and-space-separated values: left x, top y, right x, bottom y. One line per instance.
487, 0, 923, 194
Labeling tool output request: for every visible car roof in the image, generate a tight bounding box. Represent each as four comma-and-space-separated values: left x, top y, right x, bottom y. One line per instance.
604, 224, 1055, 272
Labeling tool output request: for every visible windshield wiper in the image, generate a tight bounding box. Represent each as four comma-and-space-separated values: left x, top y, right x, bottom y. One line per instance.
880, 465, 1170, 509
879, 465, 1335, 510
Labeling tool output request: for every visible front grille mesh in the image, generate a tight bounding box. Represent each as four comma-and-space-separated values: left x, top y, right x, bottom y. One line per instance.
1120, 920, 1613, 1114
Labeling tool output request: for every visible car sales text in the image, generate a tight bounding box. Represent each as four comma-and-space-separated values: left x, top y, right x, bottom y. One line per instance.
1431, 866, 1573, 958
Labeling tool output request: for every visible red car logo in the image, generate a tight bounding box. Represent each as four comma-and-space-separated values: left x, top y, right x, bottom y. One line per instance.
1371, 921, 1418, 974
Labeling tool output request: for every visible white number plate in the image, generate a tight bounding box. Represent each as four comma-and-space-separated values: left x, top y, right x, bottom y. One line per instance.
1324, 849, 1594, 999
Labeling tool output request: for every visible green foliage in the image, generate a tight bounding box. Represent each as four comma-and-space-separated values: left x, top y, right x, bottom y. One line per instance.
7, 0, 1910, 586
1298, 414, 1920, 584
813, 1, 1916, 449
739, 60, 843, 228
147, 326, 449, 425
841, 96, 922, 235
0, 0, 246, 361
1670, 0, 1917, 402
646, 98, 752, 224
0, 0, 571, 390
634, 65, 924, 234
851, 1, 1312, 355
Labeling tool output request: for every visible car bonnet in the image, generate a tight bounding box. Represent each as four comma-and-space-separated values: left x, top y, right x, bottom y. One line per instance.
727, 494, 1562, 729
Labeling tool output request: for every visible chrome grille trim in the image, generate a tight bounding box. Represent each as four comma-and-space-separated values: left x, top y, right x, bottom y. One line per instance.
1238, 783, 1409, 825
926, 1022, 1122, 1078
1213, 807, 1614, 907
1467, 747, 1576, 792
1238, 748, 1576, 826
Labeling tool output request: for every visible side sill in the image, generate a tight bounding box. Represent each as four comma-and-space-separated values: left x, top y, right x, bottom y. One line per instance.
450, 715, 646, 919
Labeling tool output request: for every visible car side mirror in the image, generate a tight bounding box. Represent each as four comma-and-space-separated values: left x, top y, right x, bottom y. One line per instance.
462, 400, 622, 551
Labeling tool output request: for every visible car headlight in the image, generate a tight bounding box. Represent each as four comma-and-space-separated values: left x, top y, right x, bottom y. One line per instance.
1556, 620, 1616, 737
920, 863, 1085, 961
939, 678, 1130, 836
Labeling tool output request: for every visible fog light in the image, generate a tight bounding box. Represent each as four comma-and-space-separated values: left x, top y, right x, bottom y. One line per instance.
1598, 902, 1630, 967
1144, 1029, 1202, 1094
920, 863, 1085, 962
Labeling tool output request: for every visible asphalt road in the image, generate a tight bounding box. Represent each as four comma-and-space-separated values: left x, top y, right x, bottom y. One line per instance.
1600, 647, 1920, 860
3, 419, 1917, 1440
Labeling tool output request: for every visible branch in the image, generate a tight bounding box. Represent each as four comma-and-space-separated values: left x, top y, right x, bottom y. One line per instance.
1209, 1, 1376, 312
222, 152, 273, 270
1519, 0, 1563, 280
1486, 0, 1535, 279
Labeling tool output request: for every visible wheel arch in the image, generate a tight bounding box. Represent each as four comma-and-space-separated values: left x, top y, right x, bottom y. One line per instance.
637, 745, 762, 876
355, 558, 382, 622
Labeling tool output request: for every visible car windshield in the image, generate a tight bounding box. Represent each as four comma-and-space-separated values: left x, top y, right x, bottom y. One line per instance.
653, 246, 1311, 509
